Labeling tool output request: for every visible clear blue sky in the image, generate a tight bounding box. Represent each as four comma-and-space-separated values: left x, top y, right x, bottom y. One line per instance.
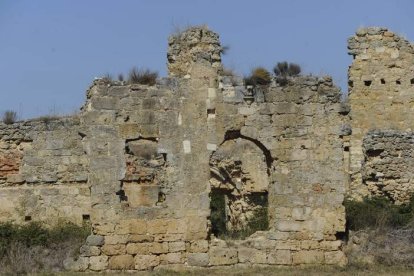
0, 0, 413, 119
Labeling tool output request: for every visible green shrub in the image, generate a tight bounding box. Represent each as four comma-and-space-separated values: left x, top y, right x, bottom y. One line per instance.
17, 222, 49, 247
2, 110, 17, 124
344, 196, 414, 231
210, 190, 227, 237
273, 61, 301, 77
210, 189, 269, 240
273, 61, 288, 76
288, 63, 301, 76
128, 67, 158, 85
0, 221, 90, 258
273, 62, 301, 86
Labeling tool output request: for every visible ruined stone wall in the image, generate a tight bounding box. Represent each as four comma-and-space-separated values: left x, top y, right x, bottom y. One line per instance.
348, 27, 414, 200
61, 27, 349, 271
1, 26, 350, 271
362, 131, 414, 204
0, 119, 90, 225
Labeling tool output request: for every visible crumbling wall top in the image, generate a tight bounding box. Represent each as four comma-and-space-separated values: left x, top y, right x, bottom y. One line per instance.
348, 27, 414, 58
167, 26, 222, 77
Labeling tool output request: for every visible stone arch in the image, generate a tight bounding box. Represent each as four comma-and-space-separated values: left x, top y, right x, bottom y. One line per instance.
209, 134, 272, 238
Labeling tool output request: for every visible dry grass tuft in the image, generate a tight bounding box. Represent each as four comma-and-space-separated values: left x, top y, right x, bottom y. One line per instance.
128, 67, 158, 86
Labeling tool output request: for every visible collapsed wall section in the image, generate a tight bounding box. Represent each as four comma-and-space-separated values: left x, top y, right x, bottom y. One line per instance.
362, 131, 414, 204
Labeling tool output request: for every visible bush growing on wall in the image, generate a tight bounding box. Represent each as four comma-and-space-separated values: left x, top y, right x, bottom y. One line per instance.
128, 67, 158, 86
244, 67, 272, 86
273, 62, 301, 86
2, 110, 17, 124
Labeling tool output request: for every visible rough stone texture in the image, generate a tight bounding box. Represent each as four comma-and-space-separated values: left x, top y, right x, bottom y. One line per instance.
348, 27, 414, 200
362, 131, 414, 204
0, 26, 354, 271
167, 26, 222, 77
0, 119, 90, 225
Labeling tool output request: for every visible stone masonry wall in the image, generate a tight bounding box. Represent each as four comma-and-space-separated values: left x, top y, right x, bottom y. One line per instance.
0, 119, 90, 225
61, 27, 349, 271
362, 131, 414, 204
348, 27, 414, 200
1, 26, 352, 271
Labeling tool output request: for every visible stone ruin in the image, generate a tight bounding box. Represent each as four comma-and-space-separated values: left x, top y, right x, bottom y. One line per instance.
0, 26, 413, 271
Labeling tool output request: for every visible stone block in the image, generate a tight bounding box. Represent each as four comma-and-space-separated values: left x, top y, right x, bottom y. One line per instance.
128, 234, 154, 242
104, 235, 129, 245
126, 242, 149, 255
140, 124, 159, 138
108, 255, 135, 270
275, 220, 303, 232
183, 140, 191, 154
86, 235, 105, 246
149, 242, 169, 254
238, 106, 259, 115
266, 231, 290, 240
189, 240, 209, 253
268, 250, 292, 265
123, 184, 159, 207
89, 255, 108, 271
240, 126, 258, 139
238, 248, 267, 264
209, 247, 238, 266
91, 97, 118, 110
168, 241, 186, 252
324, 251, 347, 266
160, 252, 182, 264
94, 223, 115, 235
116, 219, 147, 235
187, 253, 209, 267
6, 174, 24, 184
320, 240, 342, 251
166, 219, 186, 234
80, 245, 101, 257
102, 244, 126, 255
118, 124, 139, 139
135, 254, 160, 270
292, 250, 324, 264
154, 233, 184, 242
147, 219, 169, 234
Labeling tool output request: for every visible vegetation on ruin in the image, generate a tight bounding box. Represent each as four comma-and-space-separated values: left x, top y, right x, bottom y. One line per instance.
2, 110, 17, 124
101, 73, 113, 84
243, 62, 302, 87
273, 61, 301, 86
0, 221, 90, 274
128, 67, 158, 86
344, 195, 414, 231
244, 67, 272, 86
344, 196, 414, 268
210, 191, 268, 240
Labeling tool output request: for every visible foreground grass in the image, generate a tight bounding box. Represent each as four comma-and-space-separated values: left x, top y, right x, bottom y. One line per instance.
41, 265, 414, 276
